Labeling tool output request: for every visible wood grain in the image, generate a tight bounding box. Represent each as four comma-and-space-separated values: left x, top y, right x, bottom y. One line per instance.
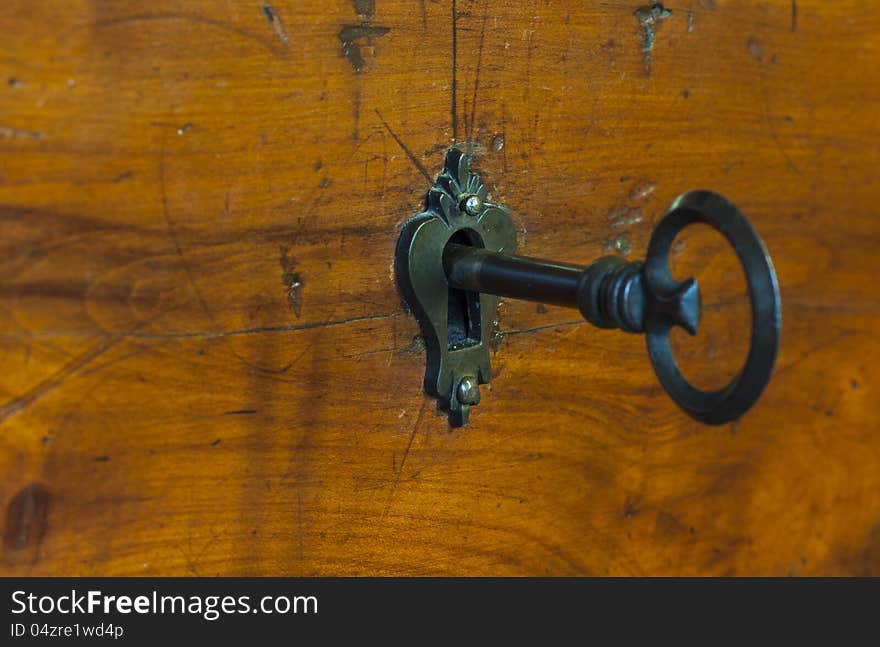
1, 0, 879, 575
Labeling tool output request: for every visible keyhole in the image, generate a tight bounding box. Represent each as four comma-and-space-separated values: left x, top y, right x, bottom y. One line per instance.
445, 230, 483, 350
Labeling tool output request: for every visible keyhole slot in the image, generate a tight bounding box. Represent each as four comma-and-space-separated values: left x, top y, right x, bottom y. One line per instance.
445, 230, 484, 350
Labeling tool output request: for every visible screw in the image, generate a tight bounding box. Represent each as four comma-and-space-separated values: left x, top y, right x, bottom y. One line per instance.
457, 376, 481, 405
463, 194, 483, 216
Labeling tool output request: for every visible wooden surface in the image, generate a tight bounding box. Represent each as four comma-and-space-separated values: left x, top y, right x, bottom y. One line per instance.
1, 0, 879, 576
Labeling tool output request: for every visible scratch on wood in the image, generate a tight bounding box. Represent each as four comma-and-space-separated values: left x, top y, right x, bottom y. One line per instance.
0, 300, 180, 424
628, 179, 656, 201
296, 490, 305, 565
608, 206, 644, 229
635, 3, 672, 74
758, 75, 802, 176
374, 109, 434, 184
112, 170, 133, 183
351, 84, 361, 140
79, 345, 151, 379
0, 312, 404, 342
261, 3, 290, 46
177, 541, 202, 576
773, 331, 858, 379
748, 36, 764, 61
0, 336, 124, 424
158, 134, 216, 324
382, 399, 427, 518
279, 246, 303, 317
180, 523, 223, 577
791, 0, 798, 31
451, 0, 458, 142
523, 15, 537, 103
87, 13, 284, 58
233, 342, 312, 380
502, 319, 583, 337
0, 126, 44, 140
466, 6, 489, 142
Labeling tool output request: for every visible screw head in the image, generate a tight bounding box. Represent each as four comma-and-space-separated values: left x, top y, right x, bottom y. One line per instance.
462, 194, 483, 216
457, 376, 481, 405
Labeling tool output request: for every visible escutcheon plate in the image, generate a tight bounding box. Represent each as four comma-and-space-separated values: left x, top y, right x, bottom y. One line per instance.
395, 149, 517, 426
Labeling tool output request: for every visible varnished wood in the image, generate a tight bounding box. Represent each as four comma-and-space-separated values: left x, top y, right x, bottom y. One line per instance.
1, 0, 879, 575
